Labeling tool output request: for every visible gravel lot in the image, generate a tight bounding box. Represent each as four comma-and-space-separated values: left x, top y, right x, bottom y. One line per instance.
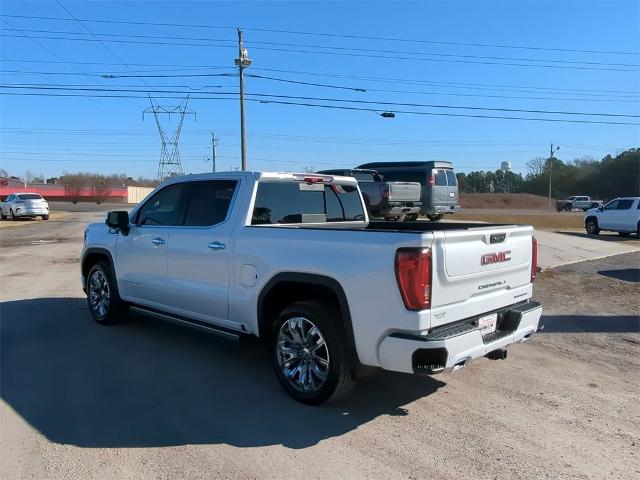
1, 212, 638, 480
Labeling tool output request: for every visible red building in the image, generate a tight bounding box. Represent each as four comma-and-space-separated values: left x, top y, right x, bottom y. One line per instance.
0, 177, 128, 202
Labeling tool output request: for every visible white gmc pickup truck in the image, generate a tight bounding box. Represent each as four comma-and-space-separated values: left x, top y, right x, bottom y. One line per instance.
81, 171, 542, 404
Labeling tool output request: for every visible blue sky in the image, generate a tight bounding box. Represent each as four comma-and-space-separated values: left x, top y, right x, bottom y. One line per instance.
0, 0, 638, 179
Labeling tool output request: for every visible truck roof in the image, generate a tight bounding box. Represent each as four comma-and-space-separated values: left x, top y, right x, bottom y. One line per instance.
159, 171, 359, 186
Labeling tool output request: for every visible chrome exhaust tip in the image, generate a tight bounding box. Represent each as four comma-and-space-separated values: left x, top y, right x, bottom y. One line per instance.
452, 357, 471, 371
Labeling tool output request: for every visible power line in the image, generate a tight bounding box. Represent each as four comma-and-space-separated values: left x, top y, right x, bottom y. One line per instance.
3, 84, 638, 118
1, 90, 637, 126
3, 26, 639, 68
2, 32, 636, 72
54, 0, 153, 92
1, 13, 637, 55
249, 67, 640, 96
244, 73, 638, 103
1, 127, 632, 152
3, 58, 638, 96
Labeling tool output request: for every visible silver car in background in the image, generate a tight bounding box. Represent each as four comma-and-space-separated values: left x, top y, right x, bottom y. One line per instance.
1, 193, 50, 220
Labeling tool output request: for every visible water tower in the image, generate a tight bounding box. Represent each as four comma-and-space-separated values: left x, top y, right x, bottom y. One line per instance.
500, 161, 512, 172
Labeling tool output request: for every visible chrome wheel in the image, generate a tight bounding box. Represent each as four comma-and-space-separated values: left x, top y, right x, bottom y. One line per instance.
586, 220, 597, 234
88, 270, 111, 320
276, 316, 330, 393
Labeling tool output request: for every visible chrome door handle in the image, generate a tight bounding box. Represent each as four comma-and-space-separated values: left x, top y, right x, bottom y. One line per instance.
208, 241, 226, 250
151, 237, 165, 246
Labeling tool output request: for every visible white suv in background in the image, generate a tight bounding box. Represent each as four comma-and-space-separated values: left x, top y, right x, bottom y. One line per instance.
584, 197, 640, 237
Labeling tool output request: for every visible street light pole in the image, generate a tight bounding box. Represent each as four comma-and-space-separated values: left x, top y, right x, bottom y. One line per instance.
548, 142, 560, 211
235, 29, 251, 171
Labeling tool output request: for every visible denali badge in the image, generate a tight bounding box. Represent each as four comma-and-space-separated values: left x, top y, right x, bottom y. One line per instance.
481, 250, 511, 265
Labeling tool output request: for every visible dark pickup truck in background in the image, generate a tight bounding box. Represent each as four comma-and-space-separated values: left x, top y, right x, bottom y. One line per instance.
357, 161, 461, 221
317, 168, 422, 221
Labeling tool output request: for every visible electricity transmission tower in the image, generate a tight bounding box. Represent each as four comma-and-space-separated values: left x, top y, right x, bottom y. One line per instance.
143, 96, 196, 181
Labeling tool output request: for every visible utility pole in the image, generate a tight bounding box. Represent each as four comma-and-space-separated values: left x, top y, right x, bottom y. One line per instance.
211, 130, 218, 173
235, 29, 251, 171
548, 142, 560, 211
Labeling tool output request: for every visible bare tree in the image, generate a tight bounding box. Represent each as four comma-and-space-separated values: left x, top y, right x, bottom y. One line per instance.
61, 172, 87, 204
91, 176, 113, 204
526, 157, 547, 176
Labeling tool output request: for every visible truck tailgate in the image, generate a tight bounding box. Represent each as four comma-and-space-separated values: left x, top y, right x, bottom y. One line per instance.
431, 225, 534, 320
387, 182, 421, 202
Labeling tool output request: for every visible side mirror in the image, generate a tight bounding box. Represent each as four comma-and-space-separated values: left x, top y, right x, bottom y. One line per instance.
598, 206, 603, 212
106, 211, 130, 235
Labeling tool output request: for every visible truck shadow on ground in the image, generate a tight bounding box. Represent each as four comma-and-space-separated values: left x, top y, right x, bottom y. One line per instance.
555, 231, 640, 243
0, 297, 444, 449
541, 314, 640, 333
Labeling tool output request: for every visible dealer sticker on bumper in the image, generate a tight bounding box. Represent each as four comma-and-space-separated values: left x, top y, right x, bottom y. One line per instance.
478, 313, 498, 335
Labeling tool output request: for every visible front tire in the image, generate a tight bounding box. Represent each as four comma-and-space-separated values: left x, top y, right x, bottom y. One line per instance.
42, 214, 49, 220
86, 262, 126, 324
428, 214, 444, 221
619, 232, 630, 237
8, 209, 15, 221
272, 300, 355, 405
585, 218, 600, 235
405, 213, 419, 221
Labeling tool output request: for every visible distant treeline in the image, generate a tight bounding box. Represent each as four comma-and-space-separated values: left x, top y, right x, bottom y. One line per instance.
456, 148, 639, 201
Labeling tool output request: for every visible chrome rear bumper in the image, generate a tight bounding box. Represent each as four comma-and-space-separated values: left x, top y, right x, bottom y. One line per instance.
377, 301, 542, 374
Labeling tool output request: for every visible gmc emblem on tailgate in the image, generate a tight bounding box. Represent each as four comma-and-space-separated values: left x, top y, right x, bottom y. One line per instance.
481, 250, 511, 265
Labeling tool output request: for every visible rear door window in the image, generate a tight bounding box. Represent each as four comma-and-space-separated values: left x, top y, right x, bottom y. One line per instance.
615, 199, 634, 210
252, 182, 365, 224
377, 170, 424, 184
182, 180, 237, 226
445, 170, 457, 186
434, 169, 447, 186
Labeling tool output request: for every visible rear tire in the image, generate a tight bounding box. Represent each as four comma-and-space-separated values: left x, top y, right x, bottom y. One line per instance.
585, 218, 600, 235
618, 232, 630, 237
428, 214, 444, 221
86, 262, 127, 324
8, 209, 15, 221
565, 204, 573, 211
272, 300, 355, 405
405, 213, 419, 221
42, 214, 49, 220
637, 222, 640, 239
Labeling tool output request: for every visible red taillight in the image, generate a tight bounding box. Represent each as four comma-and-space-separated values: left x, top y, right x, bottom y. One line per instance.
395, 248, 432, 310
531, 237, 538, 282
427, 176, 435, 187
293, 174, 333, 184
